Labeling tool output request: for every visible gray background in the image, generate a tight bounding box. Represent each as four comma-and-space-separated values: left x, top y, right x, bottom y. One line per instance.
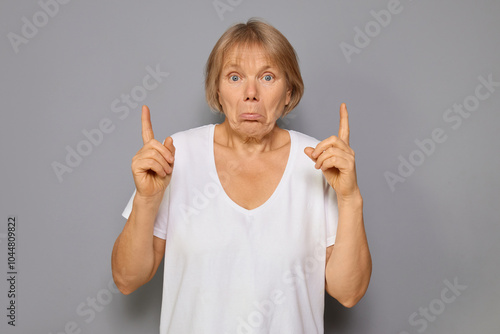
1, 0, 499, 333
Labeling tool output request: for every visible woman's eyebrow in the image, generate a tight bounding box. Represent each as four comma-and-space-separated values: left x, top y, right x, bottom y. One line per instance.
222, 63, 239, 70
222, 64, 275, 71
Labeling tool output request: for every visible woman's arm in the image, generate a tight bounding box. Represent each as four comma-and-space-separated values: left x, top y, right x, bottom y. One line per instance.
325, 191, 371, 307
111, 105, 174, 294
112, 194, 166, 295
304, 103, 372, 307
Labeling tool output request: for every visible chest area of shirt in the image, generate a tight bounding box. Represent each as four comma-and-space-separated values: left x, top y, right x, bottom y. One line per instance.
213, 143, 291, 211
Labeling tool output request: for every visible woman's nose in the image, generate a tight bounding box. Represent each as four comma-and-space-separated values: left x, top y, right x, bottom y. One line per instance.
244, 79, 259, 102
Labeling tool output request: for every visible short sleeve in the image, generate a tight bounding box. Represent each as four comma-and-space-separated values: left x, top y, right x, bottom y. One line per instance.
121, 187, 171, 240
324, 178, 339, 247
122, 189, 136, 219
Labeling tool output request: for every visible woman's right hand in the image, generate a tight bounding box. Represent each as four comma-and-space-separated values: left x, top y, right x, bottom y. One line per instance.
131, 105, 175, 199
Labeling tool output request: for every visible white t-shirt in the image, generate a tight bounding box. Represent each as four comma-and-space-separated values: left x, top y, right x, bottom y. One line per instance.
122, 124, 338, 334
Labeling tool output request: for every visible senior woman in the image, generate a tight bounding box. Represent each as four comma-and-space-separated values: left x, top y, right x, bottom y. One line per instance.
112, 18, 371, 333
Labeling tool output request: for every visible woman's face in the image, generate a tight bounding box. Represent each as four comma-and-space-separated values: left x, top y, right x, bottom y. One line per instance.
217, 44, 291, 139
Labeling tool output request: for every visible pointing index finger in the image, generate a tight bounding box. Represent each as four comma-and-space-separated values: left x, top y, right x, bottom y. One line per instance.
338, 103, 350, 146
141, 105, 154, 144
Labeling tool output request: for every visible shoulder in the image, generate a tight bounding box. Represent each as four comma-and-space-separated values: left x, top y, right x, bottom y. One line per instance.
288, 130, 330, 191
288, 130, 321, 171
166, 124, 215, 167
169, 124, 215, 146
289, 130, 321, 148
170, 124, 214, 140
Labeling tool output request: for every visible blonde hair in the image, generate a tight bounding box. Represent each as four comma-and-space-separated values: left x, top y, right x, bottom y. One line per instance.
205, 18, 304, 116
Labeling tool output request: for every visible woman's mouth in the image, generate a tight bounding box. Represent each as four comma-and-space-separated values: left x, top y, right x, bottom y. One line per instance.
240, 113, 262, 121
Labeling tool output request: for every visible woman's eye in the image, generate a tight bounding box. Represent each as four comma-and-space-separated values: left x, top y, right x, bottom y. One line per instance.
230, 75, 239, 82
264, 75, 273, 81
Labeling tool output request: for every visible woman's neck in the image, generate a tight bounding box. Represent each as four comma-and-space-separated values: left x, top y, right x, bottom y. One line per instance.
215, 119, 289, 154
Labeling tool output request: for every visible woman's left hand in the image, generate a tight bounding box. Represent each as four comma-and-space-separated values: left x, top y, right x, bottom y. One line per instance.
304, 103, 360, 201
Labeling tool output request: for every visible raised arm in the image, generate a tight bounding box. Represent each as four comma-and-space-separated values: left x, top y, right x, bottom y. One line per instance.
111, 105, 175, 295
305, 103, 372, 307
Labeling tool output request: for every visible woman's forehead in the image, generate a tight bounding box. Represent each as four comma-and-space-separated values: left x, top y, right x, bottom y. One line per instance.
222, 43, 275, 68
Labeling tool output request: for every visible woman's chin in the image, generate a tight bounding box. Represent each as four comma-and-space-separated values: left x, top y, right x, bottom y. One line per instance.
232, 120, 276, 139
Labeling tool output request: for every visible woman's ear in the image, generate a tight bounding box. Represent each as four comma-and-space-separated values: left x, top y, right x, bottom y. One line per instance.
285, 87, 292, 106
217, 89, 224, 113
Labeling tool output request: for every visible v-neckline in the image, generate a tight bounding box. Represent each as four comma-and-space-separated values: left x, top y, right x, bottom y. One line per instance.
208, 124, 296, 215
